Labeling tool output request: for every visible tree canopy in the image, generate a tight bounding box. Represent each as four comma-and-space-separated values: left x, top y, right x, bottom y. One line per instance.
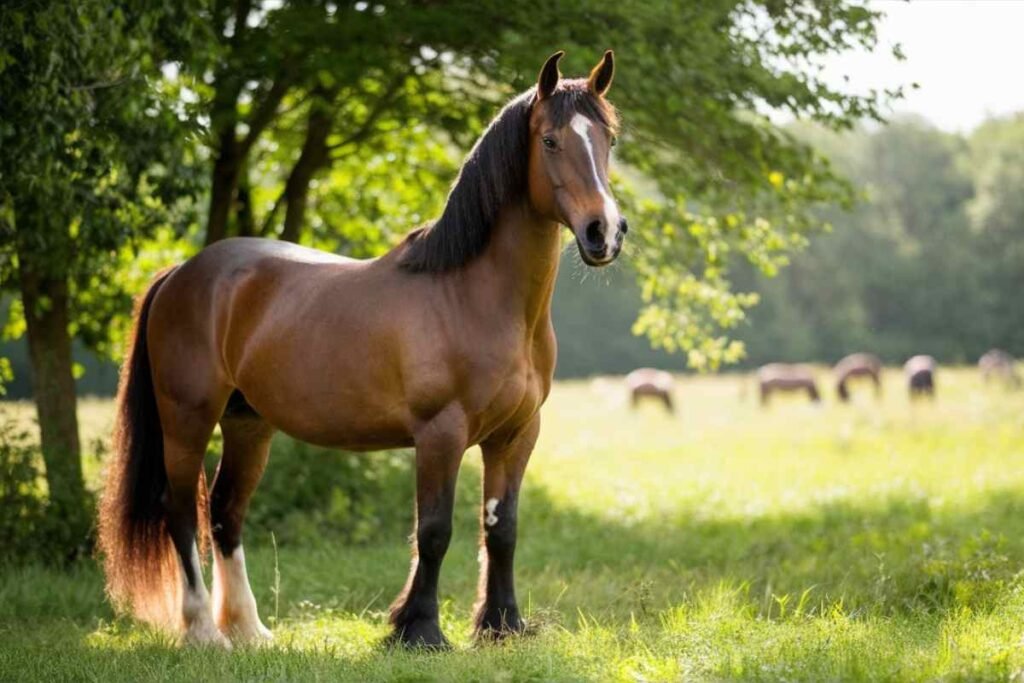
0, 0, 906, 556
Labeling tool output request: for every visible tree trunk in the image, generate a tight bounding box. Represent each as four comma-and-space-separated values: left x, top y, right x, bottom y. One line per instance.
18, 262, 89, 557
280, 98, 334, 243
205, 130, 242, 246
236, 162, 256, 237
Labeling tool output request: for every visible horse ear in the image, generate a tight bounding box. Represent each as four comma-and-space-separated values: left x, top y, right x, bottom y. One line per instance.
588, 50, 614, 97
537, 51, 564, 101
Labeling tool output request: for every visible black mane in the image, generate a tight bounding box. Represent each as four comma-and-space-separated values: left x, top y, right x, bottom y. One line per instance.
398, 81, 617, 273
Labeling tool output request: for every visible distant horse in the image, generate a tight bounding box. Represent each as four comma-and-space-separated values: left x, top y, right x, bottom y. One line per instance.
98, 51, 626, 649
757, 363, 821, 405
979, 349, 1021, 388
626, 368, 674, 413
904, 355, 937, 399
834, 352, 882, 402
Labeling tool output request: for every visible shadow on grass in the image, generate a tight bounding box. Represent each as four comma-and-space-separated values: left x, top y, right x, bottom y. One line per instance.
4, 464, 1024, 680
513, 482, 1024, 619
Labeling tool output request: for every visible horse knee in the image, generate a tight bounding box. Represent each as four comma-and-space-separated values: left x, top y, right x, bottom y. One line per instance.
417, 516, 452, 561
483, 498, 518, 554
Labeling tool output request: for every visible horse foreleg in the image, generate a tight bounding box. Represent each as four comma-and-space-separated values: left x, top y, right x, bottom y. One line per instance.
389, 409, 466, 648
474, 414, 540, 639
210, 412, 274, 644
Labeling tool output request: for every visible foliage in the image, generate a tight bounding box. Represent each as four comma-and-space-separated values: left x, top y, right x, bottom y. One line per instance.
156, 0, 902, 370
0, 411, 95, 564
730, 115, 1024, 366
238, 438, 414, 547
0, 1, 207, 557
0, 1, 204, 337
0, 0, 901, 374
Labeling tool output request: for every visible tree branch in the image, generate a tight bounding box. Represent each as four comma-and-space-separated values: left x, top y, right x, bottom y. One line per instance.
258, 187, 287, 237
238, 69, 294, 158
326, 70, 410, 155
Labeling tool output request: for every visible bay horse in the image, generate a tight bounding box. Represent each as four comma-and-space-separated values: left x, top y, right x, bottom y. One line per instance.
979, 348, 1021, 388
625, 368, 675, 414
98, 51, 626, 649
834, 352, 882, 402
757, 363, 821, 406
904, 354, 937, 399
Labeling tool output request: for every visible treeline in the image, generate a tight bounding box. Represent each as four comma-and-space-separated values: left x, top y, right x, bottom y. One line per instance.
559, 113, 1024, 373
731, 114, 1024, 367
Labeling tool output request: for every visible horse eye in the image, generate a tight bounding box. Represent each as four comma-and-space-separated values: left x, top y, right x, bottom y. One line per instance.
542, 136, 557, 150
610, 135, 618, 147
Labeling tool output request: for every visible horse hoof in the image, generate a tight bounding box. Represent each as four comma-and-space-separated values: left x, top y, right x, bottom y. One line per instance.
222, 620, 274, 646
387, 618, 450, 650
475, 608, 526, 641
185, 622, 233, 649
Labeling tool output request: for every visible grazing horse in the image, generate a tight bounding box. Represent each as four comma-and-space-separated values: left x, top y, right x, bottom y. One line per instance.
904, 355, 937, 399
626, 368, 675, 414
757, 363, 821, 406
98, 51, 626, 649
979, 349, 1021, 388
834, 352, 882, 402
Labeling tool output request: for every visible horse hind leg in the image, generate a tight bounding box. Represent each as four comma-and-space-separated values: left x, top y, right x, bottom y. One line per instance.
158, 392, 230, 648
210, 393, 275, 644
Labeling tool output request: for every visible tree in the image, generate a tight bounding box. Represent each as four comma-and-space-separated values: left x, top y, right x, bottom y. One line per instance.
0, 1, 201, 556
175, 1, 899, 371
967, 115, 1024, 354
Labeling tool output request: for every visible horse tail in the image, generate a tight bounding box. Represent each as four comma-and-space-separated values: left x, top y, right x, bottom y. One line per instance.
98, 266, 186, 627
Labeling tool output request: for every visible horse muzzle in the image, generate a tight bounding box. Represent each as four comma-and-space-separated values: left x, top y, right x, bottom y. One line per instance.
575, 216, 628, 266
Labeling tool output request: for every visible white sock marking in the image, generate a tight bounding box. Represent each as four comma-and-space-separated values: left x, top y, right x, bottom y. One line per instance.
485, 497, 500, 527
570, 113, 620, 251
179, 542, 227, 646
213, 544, 272, 641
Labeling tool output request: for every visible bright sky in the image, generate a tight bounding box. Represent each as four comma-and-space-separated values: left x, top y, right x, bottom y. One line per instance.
820, 0, 1024, 132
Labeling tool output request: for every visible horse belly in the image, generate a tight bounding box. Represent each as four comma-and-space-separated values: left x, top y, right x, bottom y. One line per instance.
232, 323, 416, 450
245, 383, 415, 451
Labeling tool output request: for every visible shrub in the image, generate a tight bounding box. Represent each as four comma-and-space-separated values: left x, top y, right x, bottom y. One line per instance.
0, 413, 95, 564
237, 436, 415, 547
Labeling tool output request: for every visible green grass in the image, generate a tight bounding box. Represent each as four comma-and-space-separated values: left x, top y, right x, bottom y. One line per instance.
4, 368, 1024, 681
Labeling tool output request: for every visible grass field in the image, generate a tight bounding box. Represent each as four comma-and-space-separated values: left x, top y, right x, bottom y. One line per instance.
3, 368, 1024, 681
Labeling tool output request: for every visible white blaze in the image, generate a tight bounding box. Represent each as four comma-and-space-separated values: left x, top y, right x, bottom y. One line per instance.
570, 113, 620, 252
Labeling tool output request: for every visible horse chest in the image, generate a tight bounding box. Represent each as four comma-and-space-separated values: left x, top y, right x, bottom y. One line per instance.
466, 323, 554, 439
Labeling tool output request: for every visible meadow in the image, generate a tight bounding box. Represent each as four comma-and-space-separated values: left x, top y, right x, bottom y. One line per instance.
3, 368, 1024, 681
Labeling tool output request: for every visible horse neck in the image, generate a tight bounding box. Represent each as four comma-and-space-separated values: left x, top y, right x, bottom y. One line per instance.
474, 203, 562, 330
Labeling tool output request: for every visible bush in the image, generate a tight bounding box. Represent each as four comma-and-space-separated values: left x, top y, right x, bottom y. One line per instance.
236, 436, 415, 547
0, 413, 95, 564
0, 408, 415, 563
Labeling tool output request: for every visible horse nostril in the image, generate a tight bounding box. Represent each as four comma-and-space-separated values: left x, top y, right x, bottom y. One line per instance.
585, 219, 604, 246
618, 217, 629, 234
